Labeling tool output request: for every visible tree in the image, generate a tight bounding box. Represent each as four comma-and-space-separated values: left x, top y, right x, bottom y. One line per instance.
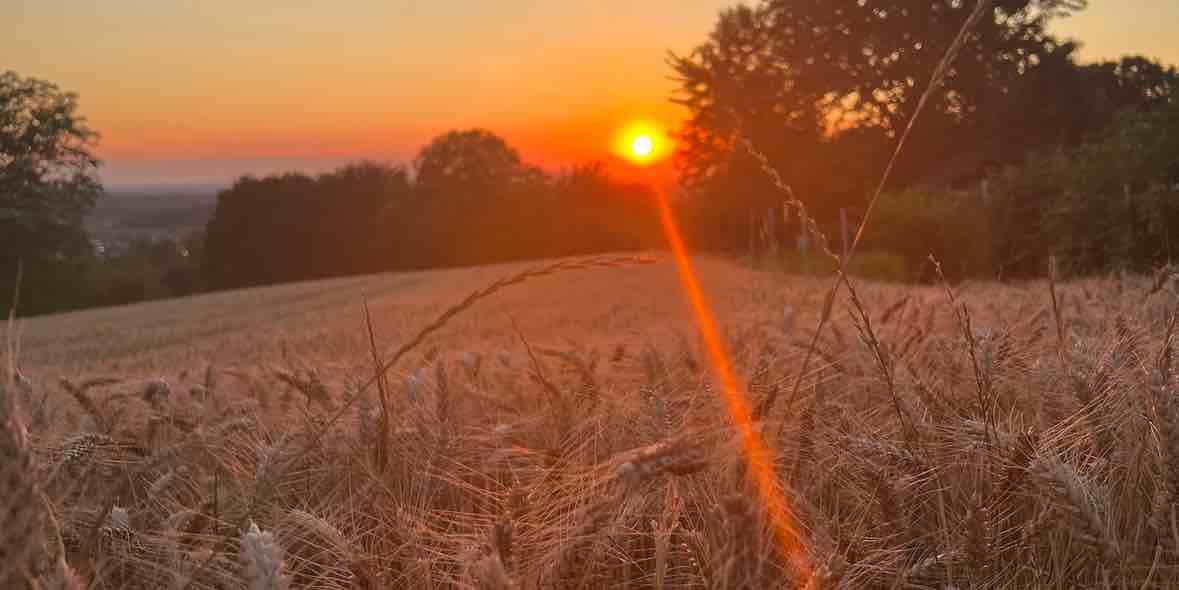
1081, 56, 1177, 125
203, 162, 413, 290
414, 129, 544, 200
320, 162, 416, 274
668, 5, 838, 253
412, 129, 549, 265
1, 70, 102, 313
547, 163, 661, 256
669, 0, 1091, 250
203, 133, 659, 289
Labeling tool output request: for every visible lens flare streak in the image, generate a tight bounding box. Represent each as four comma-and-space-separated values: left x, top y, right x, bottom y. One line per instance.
652, 189, 814, 585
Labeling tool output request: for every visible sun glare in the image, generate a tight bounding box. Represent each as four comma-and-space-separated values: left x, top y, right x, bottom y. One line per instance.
631, 135, 654, 158
649, 183, 814, 584
615, 120, 669, 165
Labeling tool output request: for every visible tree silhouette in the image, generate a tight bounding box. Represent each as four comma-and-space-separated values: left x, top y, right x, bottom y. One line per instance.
1, 70, 103, 313
669, 0, 1096, 250
201, 131, 662, 290
411, 129, 549, 266
204, 163, 414, 289
414, 129, 544, 200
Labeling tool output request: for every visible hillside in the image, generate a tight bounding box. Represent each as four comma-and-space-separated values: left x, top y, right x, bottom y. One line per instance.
17, 256, 776, 380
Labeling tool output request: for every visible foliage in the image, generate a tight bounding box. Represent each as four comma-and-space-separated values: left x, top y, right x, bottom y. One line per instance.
203, 133, 661, 291
88, 234, 205, 306
862, 189, 992, 281
204, 162, 413, 289
846, 98, 1179, 280
846, 251, 911, 282
1, 70, 102, 312
0, 234, 204, 315
414, 128, 544, 199
768, 249, 910, 282
988, 98, 1179, 276
669, 1, 1178, 257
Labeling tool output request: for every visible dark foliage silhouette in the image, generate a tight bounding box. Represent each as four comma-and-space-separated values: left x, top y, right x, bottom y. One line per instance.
669, 1, 1176, 263
203, 131, 661, 290
1, 70, 103, 314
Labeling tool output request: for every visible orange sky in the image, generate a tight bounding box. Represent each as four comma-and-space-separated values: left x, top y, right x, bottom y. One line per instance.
6, 1, 1177, 190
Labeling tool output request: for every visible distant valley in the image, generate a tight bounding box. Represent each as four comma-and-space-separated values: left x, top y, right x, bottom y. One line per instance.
85, 192, 218, 246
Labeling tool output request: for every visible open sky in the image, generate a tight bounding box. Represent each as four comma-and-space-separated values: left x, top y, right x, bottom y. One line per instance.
6, 1, 1178, 191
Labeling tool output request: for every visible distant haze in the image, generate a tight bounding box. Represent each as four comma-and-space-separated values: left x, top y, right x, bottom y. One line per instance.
6, 1, 1177, 190
100, 157, 358, 193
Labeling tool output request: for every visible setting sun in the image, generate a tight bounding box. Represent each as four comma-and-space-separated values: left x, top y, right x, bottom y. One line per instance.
615, 120, 671, 166
631, 135, 654, 158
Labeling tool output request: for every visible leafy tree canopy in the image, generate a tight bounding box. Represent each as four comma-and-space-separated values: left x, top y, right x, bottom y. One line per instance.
414, 128, 546, 200
668, 1, 1179, 254
1, 71, 101, 260
1, 70, 102, 312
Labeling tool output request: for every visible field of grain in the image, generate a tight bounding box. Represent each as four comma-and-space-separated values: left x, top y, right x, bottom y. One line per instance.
5, 255, 1179, 588
16, 256, 774, 378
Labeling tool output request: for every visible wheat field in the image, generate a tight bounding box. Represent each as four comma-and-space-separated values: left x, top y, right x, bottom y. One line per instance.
4, 254, 1179, 588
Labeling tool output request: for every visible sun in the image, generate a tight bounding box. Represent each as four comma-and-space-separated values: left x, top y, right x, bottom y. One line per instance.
615, 120, 670, 166
631, 135, 654, 158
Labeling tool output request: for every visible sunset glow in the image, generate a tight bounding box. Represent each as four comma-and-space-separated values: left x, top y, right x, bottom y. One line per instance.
3, 2, 1172, 187
631, 135, 654, 158
616, 120, 671, 166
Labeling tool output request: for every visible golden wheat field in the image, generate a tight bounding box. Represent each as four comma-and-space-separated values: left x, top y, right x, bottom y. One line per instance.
5, 254, 1179, 589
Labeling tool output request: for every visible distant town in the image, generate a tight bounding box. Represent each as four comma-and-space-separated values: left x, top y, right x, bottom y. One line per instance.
85, 191, 216, 257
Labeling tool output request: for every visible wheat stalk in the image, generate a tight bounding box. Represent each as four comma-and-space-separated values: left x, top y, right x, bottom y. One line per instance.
241, 521, 290, 590
753, 0, 995, 420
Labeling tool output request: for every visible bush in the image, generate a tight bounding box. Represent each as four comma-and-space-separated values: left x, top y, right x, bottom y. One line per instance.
862, 189, 993, 281
847, 252, 910, 282
761, 250, 909, 282
963, 99, 1179, 277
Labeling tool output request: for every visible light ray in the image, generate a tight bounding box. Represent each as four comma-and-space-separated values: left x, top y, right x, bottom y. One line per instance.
652, 187, 813, 584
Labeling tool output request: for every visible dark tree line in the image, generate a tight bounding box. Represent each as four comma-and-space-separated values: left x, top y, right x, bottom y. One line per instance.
857, 97, 1179, 281
203, 129, 661, 290
669, 0, 1178, 270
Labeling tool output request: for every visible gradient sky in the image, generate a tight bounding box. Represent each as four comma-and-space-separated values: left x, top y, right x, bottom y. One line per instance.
6, 1, 1177, 190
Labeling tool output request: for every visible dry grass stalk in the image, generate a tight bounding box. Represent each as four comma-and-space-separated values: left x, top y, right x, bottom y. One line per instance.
470, 551, 514, 590
540, 491, 622, 588
363, 297, 393, 473
1, 380, 49, 587
715, 494, 761, 590
373, 255, 655, 386
1049, 255, 1068, 365
59, 377, 120, 433
469, 516, 517, 590
510, 314, 572, 434
1033, 455, 1120, 565
240, 520, 290, 590
274, 369, 334, 409
2, 316, 74, 589
843, 275, 919, 448
752, 0, 995, 420
275, 508, 354, 589
537, 346, 600, 407
964, 491, 991, 577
